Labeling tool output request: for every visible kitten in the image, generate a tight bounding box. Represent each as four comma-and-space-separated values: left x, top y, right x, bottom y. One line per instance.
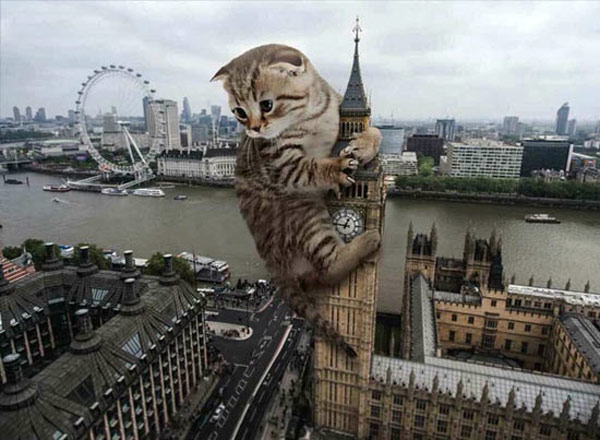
212, 44, 381, 357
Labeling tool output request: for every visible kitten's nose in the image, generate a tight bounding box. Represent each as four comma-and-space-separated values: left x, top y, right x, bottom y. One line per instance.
250, 126, 261, 132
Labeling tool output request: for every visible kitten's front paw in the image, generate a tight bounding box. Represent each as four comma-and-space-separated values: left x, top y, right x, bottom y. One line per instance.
342, 127, 382, 165
335, 157, 358, 186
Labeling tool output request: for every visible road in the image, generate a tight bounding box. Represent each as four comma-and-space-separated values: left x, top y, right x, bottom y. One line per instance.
188, 297, 304, 440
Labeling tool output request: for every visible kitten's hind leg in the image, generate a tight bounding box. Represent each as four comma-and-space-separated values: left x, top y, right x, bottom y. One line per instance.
276, 282, 357, 358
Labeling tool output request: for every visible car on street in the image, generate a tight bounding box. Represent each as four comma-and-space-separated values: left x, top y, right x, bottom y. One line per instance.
210, 403, 226, 423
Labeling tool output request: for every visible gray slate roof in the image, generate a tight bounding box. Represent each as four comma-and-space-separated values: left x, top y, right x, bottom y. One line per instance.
410, 274, 437, 362
372, 354, 600, 425
560, 313, 600, 375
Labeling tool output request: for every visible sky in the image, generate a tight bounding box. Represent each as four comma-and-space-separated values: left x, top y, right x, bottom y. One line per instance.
1, 1, 599, 122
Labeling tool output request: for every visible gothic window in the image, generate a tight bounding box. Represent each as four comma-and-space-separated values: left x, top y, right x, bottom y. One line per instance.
466, 333, 472, 344
485, 431, 497, 440
437, 419, 448, 433
369, 422, 380, 439
463, 410, 474, 420
392, 410, 402, 424
414, 415, 425, 427
393, 395, 403, 406
439, 405, 450, 415
461, 425, 472, 438
537, 344, 545, 356
452, 314, 457, 322
508, 322, 515, 330
513, 420, 524, 431
416, 400, 427, 411
524, 324, 531, 332
371, 390, 382, 401
539, 425, 552, 436
370, 405, 381, 419
449, 331, 455, 342
390, 428, 401, 440
468, 316, 474, 324
488, 415, 499, 425
521, 342, 528, 354
505, 339, 512, 351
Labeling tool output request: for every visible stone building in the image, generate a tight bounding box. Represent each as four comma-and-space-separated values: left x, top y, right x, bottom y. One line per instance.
312, 19, 600, 440
0, 245, 210, 439
156, 146, 237, 180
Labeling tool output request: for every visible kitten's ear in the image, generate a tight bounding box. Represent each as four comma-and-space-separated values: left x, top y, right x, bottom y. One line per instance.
210, 64, 230, 82
268, 48, 305, 75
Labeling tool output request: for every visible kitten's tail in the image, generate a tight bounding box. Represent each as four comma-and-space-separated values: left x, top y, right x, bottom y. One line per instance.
276, 279, 357, 358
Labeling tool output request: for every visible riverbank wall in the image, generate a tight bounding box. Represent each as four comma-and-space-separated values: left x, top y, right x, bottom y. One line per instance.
388, 188, 600, 210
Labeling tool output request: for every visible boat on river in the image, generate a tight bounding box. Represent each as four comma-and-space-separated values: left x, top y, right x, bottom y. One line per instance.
178, 251, 230, 283
174, 194, 187, 200
101, 188, 128, 196
132, 188, 165, 197
4, 178, 23, 185
43, 184, 71, 192
524, 214, 561, 224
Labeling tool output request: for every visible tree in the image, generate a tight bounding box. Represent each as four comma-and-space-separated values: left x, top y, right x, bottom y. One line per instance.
2, 246, 23, 260
143, 252, 195, 285
70, 243, 110, 269
417, 156, 435, 177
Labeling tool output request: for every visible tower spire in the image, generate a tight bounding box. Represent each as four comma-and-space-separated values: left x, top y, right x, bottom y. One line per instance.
341, 16, 369, 114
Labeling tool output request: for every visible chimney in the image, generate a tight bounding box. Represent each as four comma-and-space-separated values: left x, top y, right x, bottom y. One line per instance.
4, 353, 24, 386
160, 253, 179, 286
77, 246, 97, 277
1, 353, 38, 407
70, 308, 102, 353
121, 278, 144, 315
120, 250, 140, 279
41, 242, 63, 271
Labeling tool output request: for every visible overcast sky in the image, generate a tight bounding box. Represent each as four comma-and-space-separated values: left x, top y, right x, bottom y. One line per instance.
1, 1, 599, 122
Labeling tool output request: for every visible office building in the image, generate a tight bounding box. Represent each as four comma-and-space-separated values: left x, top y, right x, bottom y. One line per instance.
568, 119, 577, 136
378, 126, 405, 155
12, 106, 21, 122
34, 107, 46, 122
406, 134, 444, 164
502, 116, 519, 135
0, 246, 210, 439
145, 99, 181, 151
442, 141, 523, 179
182, 97, 192, 123
435, 119, 456, 142
381, 152, 418, 176
520, 139, 572, 177
25, 106, 33, 121
556, 102, 570, 135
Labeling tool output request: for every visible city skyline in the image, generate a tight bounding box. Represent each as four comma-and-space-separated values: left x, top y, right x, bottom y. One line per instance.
1, 1, 599, 121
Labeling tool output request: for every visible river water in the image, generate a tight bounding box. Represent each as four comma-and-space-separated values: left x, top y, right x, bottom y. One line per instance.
1, 171, 599, 314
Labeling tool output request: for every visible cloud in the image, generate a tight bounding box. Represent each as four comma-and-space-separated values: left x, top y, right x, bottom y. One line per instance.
1, 1, 599, 121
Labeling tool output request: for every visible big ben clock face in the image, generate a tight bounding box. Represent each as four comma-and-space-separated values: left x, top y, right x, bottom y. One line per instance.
332, 208, 364, 243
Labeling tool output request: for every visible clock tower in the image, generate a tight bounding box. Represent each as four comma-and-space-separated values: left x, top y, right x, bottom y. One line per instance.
313, 18, 386, 438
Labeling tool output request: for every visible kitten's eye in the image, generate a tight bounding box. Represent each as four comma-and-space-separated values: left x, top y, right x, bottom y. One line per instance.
233, 107, 247, 119
259, 100, 273, 113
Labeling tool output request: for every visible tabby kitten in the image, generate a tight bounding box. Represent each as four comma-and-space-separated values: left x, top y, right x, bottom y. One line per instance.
212, 44, 381, 357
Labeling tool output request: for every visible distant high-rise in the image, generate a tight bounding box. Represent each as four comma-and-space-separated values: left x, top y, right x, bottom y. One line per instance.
520, 139, 572, 177
567, 119, 577, 136
25, 106, 33, 121
435, 118, 456, 141
68, 110, 76, 123
182, 97, 192, 123
34, 107, 46, 122
595, 120, 600, 135
12, 106, 21, 122
502, 116, 519, 135
406, 134, 444, 165
145, 99, 181, 151
102, 113, 120, 133
377, 125, 405, 155
555, 102, 570, 135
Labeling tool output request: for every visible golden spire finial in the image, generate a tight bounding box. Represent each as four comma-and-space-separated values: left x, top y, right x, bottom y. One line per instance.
353, 16, 362, 43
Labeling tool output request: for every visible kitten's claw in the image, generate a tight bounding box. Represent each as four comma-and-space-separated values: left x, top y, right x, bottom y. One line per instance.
346, 176, 355, 184
346, 127, 382, 165
343, 343, 358, 358
340, 146, 354, 158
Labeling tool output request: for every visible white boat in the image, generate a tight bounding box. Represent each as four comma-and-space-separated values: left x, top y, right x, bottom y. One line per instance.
132, 188, 165, 197
59, 244, 74, 258
101, 188, 128, 196
524, 214, 560, 224
178, 252, 230, 283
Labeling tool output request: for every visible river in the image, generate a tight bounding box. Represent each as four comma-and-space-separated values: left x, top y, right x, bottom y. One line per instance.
1, 171, 599, 314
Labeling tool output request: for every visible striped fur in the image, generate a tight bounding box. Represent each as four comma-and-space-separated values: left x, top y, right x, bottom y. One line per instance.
213, 45, 381, 357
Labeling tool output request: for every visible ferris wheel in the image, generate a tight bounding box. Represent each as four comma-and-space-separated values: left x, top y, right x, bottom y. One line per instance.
74, 65, 164, 176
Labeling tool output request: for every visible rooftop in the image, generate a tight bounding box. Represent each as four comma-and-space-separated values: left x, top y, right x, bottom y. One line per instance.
372, 354, 600, 425
508, 284, 600, 308
409, 274, 437, 362
434, 290, 481, 305
560, 313, 600, 375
